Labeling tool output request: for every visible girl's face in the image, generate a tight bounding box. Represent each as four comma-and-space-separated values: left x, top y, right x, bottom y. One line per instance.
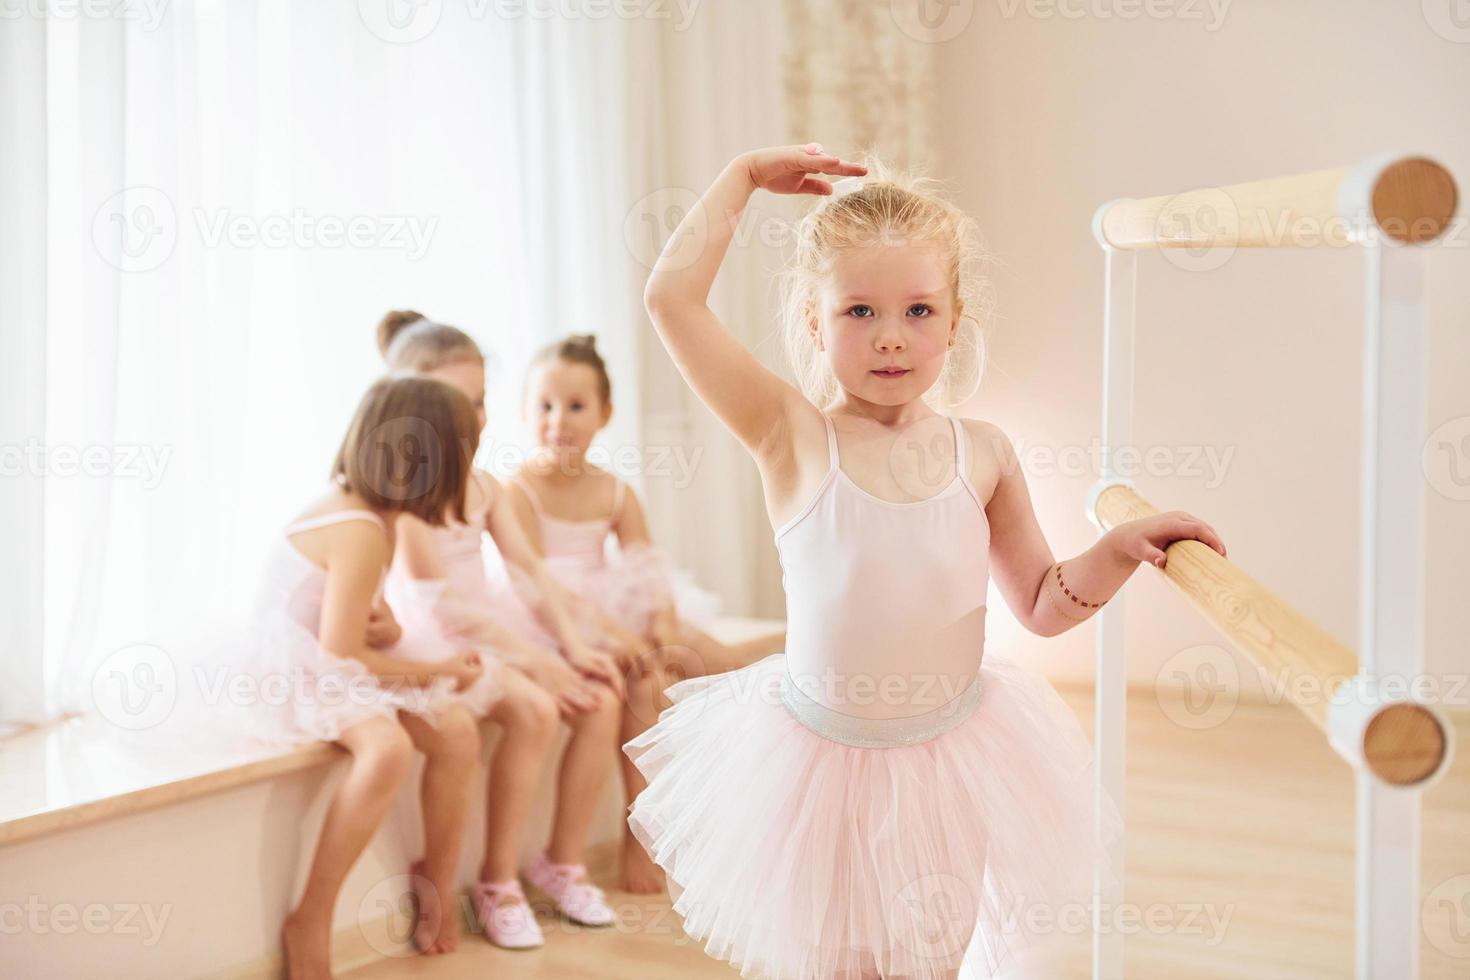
524, 359, 611, 461
813, 243, 959, 409
426, 359, 488, 432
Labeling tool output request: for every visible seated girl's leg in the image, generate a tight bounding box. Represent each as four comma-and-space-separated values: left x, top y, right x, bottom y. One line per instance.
478, 668, 559, 893
398, 704, 482, 955
615, 622, 786, 893
283, 715, 414, 980
618, 665, 669, 893
546, 682, 621, 868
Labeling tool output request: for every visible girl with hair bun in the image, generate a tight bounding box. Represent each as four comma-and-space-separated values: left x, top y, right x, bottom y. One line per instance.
376, 310, 626, 948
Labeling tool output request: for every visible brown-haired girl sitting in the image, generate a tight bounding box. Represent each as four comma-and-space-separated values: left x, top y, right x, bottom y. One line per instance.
237, 375, 490, 978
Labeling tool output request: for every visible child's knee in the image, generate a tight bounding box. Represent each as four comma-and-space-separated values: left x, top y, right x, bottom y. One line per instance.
432, 705, 482, 763
357, 722, 415, 786
502, 682, 559, 741
587, 684, 623, 728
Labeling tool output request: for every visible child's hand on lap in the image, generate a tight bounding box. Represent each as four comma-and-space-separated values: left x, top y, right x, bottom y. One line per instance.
566, 642, 625, 700
439, 650, 484, 692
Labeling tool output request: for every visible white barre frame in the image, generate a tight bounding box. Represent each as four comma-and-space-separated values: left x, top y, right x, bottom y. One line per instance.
1084, 153, 1457, 980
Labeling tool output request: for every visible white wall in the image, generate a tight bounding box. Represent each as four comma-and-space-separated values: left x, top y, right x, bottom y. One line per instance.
933, 0, 1470, 697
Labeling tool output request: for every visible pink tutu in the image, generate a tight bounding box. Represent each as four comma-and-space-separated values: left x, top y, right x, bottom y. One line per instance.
549, 542, 722, 640
381, 577, 506, 718
479, 560, 571, 651
624, 651, 1122, 980
228, 527, 501, 747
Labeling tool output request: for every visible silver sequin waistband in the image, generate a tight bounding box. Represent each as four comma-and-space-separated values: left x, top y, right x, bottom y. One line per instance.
778, 667, 986, 748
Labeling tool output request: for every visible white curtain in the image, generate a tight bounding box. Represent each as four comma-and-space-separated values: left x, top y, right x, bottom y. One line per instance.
0, 12, 50, 730
4, 0, 942, 725
3, 2, 650, 726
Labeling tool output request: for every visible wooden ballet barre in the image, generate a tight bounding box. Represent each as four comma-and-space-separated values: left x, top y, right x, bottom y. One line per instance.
1094, 155, 1458, 250
1089, 482, 1452, 788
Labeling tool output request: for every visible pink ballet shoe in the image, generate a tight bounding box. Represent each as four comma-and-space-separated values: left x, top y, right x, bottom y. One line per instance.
471, 877, 544, 950
524, 851, 616, 927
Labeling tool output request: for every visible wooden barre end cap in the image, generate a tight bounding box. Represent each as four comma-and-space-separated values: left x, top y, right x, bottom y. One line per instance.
1372, 158, 1458, 244
1362, 702, 1449, 786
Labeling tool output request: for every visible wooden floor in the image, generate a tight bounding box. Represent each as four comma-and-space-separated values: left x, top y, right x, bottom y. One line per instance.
345, 686, 1470, 979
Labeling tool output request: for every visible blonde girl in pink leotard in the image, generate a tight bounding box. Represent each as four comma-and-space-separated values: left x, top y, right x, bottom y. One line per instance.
625, 144, 1229, 979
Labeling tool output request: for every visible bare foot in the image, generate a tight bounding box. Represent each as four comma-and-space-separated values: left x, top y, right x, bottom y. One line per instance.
620, 833, 666, 894
411, 863, 461, 955
282, 911, 334, 980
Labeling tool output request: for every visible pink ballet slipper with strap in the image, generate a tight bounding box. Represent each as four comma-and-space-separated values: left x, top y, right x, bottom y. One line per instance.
471, 877, 544, 949
525, 851, 616, 927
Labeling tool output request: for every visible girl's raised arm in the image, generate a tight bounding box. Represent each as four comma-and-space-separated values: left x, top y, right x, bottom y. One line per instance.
642, 144, 866, 464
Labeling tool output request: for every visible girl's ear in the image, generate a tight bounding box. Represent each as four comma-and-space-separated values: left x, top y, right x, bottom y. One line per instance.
948, 299, 965, 348
601, 399, 614, 427
806, 305, 824, 352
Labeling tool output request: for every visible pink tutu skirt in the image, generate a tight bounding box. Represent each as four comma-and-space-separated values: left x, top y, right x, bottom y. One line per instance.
549, 543, 722, 640
379, 576, 510, 720
478, 563, 568, 651
228, 606, 498, 747
623, 651, 1122, 980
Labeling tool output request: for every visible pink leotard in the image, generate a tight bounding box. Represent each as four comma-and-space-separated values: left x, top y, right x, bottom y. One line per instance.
774, 413, 990, 732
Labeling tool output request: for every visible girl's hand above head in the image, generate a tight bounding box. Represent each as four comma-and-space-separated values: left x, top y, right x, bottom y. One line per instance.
1106, 512, 1227, 570
740, 143, 868, 197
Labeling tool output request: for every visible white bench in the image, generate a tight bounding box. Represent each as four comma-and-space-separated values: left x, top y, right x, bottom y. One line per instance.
0, 616, 786, 979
